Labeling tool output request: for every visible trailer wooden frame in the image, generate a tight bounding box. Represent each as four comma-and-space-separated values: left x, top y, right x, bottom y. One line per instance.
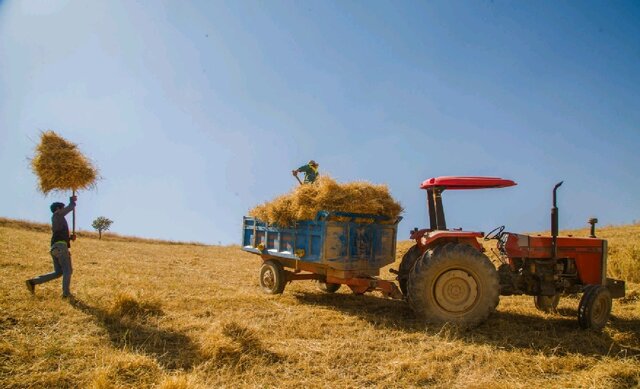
260, 254, 403, 300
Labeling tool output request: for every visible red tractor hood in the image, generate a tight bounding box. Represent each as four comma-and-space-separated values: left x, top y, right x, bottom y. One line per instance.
420, 176, 517, 190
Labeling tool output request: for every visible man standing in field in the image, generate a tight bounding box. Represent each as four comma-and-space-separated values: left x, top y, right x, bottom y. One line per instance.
292, 160, 319, 184
25, 195, 77, 298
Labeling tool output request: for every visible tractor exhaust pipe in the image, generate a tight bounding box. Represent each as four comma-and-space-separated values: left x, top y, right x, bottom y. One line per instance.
588, 217, 598, 238
551, 181, 563, 259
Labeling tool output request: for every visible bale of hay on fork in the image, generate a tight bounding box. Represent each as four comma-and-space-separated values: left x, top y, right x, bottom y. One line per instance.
249, 176, 403, 226
30, 130, 98, 194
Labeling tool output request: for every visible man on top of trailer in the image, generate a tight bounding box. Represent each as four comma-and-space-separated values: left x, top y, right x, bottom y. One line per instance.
292, 160, 319, 184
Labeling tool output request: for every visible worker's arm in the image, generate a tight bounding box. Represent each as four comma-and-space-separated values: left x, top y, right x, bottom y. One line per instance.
297, 165, 312, 174
57, 196, 77, 217
293, 164, 309, 175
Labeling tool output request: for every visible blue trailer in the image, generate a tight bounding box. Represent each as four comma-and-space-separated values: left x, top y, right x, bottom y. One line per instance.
241, 211, 403, 297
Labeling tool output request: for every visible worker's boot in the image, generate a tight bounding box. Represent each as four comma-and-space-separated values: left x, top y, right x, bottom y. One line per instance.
25, 280, 35, 294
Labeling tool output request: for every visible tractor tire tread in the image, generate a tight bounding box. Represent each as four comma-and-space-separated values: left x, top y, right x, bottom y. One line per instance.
398, 245, 421, 296
259, 260, 286, 294
578, 285, 612, 330
407, 242, 499, 326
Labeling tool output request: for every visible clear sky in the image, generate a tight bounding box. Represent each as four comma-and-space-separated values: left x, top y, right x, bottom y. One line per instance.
1, 0, 638, 245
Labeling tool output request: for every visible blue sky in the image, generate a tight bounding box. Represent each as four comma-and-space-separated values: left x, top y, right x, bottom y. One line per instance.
1, 0, 638, 244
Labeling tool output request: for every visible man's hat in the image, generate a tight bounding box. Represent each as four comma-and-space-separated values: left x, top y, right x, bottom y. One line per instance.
308, 160, 318, 167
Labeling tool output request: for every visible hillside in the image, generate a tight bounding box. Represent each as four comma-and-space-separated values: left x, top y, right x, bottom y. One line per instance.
0, 219, 638, 388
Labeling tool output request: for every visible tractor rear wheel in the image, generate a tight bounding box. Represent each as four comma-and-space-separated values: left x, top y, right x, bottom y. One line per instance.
578, 285, 612, 330
317, 281, 341, 293
534, 294, 560, 312
398, 245, 421, 296
259, 260, 286, 294
407, 243, 499, 326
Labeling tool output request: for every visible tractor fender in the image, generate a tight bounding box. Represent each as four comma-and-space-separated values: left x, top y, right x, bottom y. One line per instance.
417, 231, 484, 253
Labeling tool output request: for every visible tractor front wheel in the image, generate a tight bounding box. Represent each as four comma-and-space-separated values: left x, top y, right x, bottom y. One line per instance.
534, 294, 560, 313
578, 285, 612, 330
259, 260, 286, 294
407, 243, 499, 326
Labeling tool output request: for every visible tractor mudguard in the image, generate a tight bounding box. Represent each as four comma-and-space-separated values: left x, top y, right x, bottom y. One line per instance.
606, 278, 625, 299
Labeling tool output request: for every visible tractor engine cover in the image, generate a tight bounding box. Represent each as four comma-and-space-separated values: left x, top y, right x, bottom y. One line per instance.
502, 233, 608, 287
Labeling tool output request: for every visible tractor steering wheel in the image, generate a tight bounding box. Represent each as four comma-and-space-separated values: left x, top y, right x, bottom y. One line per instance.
484, 225, 505, 241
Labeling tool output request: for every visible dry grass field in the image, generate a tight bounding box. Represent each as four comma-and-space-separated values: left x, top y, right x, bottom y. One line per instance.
1, 218, 639, 388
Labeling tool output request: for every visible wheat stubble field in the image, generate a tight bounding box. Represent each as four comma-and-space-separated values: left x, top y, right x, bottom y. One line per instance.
1, 218, 639, 388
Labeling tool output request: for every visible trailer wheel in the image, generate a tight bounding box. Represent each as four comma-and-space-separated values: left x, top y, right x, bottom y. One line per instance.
407, 243, 499, 326
317, 281, 341, 293
578, 285, 612, 330
398, 245, 421, 296
534, 294, 560, 313
259, 260, 286, 294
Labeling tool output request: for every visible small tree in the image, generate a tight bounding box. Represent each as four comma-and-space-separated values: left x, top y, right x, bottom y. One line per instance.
92, 216, 113, 239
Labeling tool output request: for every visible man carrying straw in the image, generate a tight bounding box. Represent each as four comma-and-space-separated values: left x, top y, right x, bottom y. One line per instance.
26, 195, 78, 298
26, 130, 98, 298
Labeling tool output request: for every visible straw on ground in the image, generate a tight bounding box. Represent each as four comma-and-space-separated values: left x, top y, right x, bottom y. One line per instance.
0, 219, 638, 388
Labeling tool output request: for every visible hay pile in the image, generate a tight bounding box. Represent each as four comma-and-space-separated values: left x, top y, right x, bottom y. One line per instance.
30, 130, 98, 194
249, 176, 403, 226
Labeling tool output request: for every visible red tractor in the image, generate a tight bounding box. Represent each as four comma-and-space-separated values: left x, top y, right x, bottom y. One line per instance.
397, 176, 626, 329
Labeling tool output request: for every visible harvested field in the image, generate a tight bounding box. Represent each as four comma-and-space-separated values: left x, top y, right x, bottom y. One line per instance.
0, 219, 638, 388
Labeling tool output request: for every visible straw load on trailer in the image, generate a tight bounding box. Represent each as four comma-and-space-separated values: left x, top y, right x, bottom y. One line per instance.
249, 175, 403, 226
244, 175, 404, 298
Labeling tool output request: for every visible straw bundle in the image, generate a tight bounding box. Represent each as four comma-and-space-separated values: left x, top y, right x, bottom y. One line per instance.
30, 131, 98, 194
249, 176, 403, 226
